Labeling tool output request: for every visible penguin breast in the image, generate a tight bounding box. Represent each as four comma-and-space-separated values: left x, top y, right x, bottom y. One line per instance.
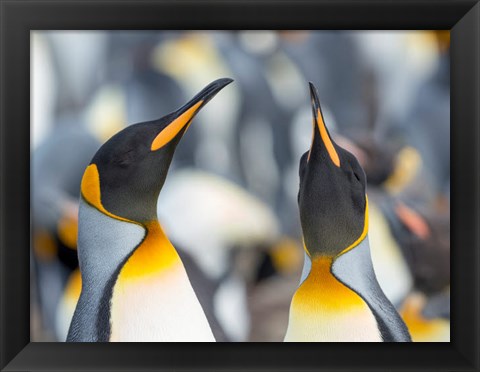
109, 222, 215, 342
284, 256, 382, 342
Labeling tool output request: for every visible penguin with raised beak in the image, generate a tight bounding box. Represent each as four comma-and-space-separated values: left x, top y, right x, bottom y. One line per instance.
284, 83, 411, 342
67, 78, 233, 342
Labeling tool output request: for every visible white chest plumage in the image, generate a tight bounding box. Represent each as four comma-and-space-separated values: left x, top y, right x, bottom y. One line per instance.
109, 221, 215, 342
284, 305, 382, 342
110, 264, 215, 342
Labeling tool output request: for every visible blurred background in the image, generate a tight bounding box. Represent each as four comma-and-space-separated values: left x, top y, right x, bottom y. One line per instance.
31, 30, 450, 342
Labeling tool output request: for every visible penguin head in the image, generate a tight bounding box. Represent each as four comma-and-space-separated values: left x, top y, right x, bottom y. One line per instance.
298, 83, 368, 258
80, 78, 233, 224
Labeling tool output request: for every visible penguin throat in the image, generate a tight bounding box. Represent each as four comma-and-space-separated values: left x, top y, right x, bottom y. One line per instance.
285, 244, 383, 342
303, 235, 368, 262
303, 196, 370, 258
293, 256, 367, 312
117, 220, 182, 280
108, 219, 215, 341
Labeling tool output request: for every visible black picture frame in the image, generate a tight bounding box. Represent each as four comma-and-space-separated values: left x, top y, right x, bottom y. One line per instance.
1, 1, 479, 371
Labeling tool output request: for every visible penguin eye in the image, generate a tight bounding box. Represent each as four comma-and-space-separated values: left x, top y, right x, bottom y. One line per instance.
353, 172, 361, 181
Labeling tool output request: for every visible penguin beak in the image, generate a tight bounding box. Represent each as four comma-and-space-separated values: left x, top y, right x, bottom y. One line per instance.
307, 82, 340, 167
151, 78, 234, 151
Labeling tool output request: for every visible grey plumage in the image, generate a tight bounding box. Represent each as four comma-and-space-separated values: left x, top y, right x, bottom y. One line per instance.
67, 199, 145, 341
332, 238, 411, 342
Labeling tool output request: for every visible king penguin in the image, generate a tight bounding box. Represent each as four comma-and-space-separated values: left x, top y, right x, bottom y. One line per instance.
67, 78, 233, 342
284, 83, 411, 342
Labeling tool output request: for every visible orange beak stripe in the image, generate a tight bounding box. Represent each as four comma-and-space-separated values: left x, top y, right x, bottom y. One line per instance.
315, 108, 340, 167
151, 101, 203, 151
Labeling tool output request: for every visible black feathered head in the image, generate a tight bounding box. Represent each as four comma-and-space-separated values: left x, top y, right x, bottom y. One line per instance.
298, 83, 368, 258
80, 78, 233, 223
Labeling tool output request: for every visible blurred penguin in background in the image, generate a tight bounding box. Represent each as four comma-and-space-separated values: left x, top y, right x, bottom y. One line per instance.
400, 31, 450, 209
355, 32, 451, 341
32, 32, 109, 340
32, 123, 100, 339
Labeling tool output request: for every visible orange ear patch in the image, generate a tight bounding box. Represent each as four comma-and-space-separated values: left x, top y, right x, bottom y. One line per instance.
316, 109, 340, 167
81, 164, 104, 211
80, 164, 133, 223
151, 101, 203, 151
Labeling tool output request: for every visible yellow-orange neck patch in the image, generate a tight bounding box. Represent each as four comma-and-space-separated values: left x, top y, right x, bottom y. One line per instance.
151, 101, 203, 151
116, 221, 181, 281
292, 256, 366, 313
308, 108, 340, 167
80, 164, 134, 224
296, 196, 369, 310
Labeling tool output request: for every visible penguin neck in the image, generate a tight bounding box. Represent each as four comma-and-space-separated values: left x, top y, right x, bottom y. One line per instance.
109, 217, 215, 341
117, 219, 183, 280
285, 235, 383, 342
303, 231, 371, 262
70, 199, 146, 341
299, 238, 371, 302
